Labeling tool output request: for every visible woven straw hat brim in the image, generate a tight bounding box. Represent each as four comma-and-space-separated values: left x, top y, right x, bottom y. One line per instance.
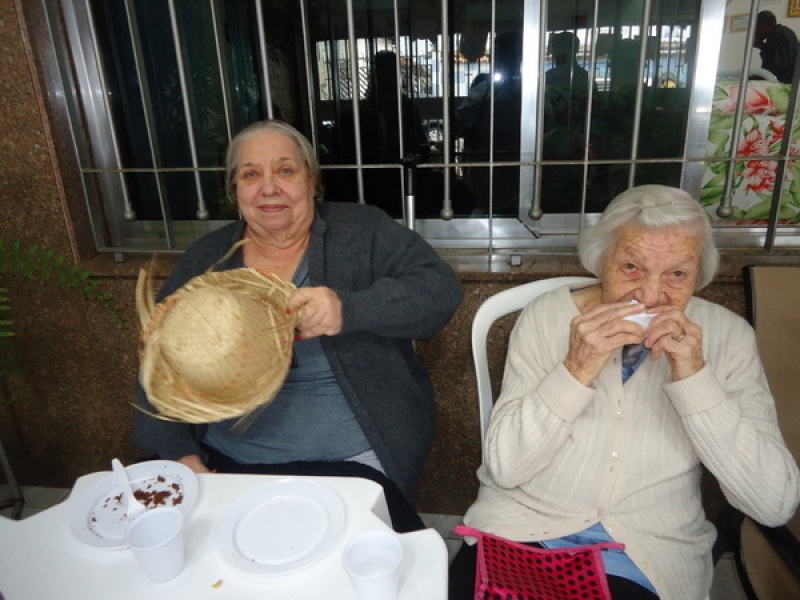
137, 267, 298, 424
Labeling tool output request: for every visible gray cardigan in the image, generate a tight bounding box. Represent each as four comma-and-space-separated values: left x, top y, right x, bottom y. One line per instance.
134, 202, 463, 501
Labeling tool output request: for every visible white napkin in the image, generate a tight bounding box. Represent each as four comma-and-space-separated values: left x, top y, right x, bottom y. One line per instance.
623, 300, 655, 329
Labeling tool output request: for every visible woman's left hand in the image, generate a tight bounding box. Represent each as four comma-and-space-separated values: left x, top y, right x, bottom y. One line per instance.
644, 306, 704, 380
287, 286, 343, 339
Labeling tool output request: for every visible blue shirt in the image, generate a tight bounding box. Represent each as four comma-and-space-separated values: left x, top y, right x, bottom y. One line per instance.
540, 523, 657, 594
204, 253, 371, 463
622, 343, 650, 383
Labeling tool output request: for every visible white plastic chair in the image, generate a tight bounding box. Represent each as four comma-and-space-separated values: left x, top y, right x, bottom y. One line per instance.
471, 276, 596, 458
470, 276, 714, 600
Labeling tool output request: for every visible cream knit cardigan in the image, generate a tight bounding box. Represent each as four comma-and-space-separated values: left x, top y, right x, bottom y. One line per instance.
463, 284, 800, 600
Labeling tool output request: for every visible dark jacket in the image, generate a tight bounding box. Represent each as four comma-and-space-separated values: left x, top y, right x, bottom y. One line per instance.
761, 24, 798, 84
133, 202, 463, 502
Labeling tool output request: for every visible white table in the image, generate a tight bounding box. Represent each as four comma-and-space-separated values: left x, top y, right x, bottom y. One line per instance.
0, 472, 448, 599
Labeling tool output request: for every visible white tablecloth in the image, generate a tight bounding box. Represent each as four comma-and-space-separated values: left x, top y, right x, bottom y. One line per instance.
0, 472, 448, 599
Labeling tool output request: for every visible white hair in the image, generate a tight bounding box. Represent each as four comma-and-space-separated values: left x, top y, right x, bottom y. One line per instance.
578, 185, 719, 289
225, 120, 322, 204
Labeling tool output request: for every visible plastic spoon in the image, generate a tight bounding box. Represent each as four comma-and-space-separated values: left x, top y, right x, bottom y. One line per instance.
111, 458, 146, 519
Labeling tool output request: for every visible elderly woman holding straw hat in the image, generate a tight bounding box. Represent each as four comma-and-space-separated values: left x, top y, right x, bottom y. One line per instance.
133, 120, 463, 532
448, 185, 799, 599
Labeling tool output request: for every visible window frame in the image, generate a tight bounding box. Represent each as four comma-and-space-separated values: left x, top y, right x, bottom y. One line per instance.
42, 0, 800, 258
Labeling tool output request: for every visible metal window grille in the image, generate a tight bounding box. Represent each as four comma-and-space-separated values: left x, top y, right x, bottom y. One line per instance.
43, 0, 800, 257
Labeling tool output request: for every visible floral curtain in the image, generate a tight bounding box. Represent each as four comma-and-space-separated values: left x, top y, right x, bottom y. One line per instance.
700, 79, 800, 224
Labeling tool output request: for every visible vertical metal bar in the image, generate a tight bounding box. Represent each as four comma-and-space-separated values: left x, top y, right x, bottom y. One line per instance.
579, 1, 602, 219
254, 0, 275, 120
364, 3, 375, 100
167, 0, 208, 219
328, 5, 344, 117
440, 0, 454, 219
209, 0, 235, 140
403, 161, 416, 230
52, 0, 119, 249
526, 0, 546, 220
299, 0, 319, 150
487, 0, 497, 230
681, 0, 726, 197
392, 0, 414, 228
627, 0, 654, 189
82, 0, 135, 223
764, 52, 800, 251
123, 0, 175, 248
345, 0, 365, 203
391, 0, 405, 160
678, 22, 689, 184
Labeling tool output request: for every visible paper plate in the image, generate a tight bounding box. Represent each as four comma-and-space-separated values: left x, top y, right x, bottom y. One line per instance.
69, 460, 198, 549
216, 478, 346, 575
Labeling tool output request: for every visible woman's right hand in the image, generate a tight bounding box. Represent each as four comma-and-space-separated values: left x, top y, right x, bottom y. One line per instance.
288, 286, 342, 339
178, 454, 211, 473
563, 300, 648, 386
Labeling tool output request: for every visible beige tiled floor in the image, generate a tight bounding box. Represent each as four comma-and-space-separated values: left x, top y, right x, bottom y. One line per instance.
420, 512, 464, 564
710, 555, 748, 600
1, 487, 747, 599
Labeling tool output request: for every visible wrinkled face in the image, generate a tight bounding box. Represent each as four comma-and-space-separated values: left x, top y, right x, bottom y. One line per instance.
600, 224, 701, 310
235, 131, 315, 237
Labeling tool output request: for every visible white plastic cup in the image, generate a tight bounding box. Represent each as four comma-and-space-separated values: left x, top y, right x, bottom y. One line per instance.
343, 530, 404, 600
125, 507, 185, 583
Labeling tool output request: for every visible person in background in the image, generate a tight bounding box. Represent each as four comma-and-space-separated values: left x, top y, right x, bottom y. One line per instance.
449, 185, 799, 599
454, 30, 523, 216
754, 10, 798, 84
544, 30, 594, 116
542, 31, 597, 165
366, 50, 430, 162
540, 31, 600, 212
134, 120, 463, 532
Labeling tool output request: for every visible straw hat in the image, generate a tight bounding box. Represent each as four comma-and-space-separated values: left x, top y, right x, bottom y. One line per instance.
136, 263, 298, 424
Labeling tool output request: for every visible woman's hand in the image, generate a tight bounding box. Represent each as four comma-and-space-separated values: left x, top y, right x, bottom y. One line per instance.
288, 286, 343, 339
644, 306, 704, 381
564, 300, 648, 386
178, 454, 211, 473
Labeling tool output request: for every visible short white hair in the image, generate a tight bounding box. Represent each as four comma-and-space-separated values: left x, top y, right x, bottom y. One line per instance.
578, 185, 719, 290
225, 120, 322, 204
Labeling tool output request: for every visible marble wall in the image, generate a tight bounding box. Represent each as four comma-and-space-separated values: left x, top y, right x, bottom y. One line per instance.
0, 0, 778, 520
0, 0, 141, 494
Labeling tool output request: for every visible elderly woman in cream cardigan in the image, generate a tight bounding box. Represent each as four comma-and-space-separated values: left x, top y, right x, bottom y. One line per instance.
449, 185, 799, 600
